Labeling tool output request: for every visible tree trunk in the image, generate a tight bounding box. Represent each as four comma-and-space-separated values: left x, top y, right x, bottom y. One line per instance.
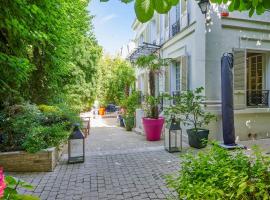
149, 70, 155, 96
149, 70, 159, 119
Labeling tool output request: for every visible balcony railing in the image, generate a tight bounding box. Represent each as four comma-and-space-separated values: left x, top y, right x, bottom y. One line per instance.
171, 20, 180, 38
247, 90, 269, 107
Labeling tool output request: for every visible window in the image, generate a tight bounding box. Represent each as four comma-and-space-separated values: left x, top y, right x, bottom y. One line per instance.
151, 20, 156, 43
247, 53, 264, 91
175, 62, 181, 91
170, 4, 180, 37
246, 53, 269, 107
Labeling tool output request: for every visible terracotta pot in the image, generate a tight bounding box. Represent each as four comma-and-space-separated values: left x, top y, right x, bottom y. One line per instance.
221, 11, 229, 17
142, 117, 164, 141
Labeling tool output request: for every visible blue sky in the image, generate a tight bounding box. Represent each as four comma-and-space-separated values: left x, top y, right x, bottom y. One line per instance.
88, 0, 135, 55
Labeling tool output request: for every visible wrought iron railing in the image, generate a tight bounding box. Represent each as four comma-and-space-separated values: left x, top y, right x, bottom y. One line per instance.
247, 90, 269, 107
171, 20, 180, 38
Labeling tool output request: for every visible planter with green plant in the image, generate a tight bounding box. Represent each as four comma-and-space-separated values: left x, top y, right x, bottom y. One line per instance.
165, 87, 216, 148
135, 54, 171, 141
120, 91, 140, 131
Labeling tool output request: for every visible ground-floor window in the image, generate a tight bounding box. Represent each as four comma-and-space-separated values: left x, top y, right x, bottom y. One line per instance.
175, 62, 181, 91
246, 52, 269, 107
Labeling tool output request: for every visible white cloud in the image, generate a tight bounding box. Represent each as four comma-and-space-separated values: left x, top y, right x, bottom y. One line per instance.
98, 14, 117, 25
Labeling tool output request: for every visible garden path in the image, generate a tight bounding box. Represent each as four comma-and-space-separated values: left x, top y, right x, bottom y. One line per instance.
10, 113, 182, 200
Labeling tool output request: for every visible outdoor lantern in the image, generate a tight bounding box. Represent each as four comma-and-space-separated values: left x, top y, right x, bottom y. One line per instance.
68, 123, 85, 164
165, 115, 182, 153
197, 0, 210, 15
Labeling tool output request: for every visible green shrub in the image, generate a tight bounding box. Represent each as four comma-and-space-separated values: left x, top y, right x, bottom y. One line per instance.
120, 91, 140, 117
22, 123, 69, 153
0, 103, 42, 151
0, 103, 79, 153
167, 145, 270, 200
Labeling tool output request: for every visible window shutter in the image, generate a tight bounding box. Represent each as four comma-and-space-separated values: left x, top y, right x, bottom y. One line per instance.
233, 49, 246, 109
181, 55, 188, 91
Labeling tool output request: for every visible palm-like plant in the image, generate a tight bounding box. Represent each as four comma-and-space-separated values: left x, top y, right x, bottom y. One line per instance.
135, 54, 171, 119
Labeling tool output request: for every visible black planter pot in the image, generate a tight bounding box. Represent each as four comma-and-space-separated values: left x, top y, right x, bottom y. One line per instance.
187, 128, 209, 149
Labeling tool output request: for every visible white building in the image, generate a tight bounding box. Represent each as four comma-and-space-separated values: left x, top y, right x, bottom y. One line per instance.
130, 0, 270, 141
117, 41, 136, 59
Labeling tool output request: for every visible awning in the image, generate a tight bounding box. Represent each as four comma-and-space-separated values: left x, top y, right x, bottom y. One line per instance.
128, 42, 161, 63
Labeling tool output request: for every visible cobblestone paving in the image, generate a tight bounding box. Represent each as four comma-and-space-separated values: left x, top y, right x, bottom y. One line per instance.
10, 115, 181, 200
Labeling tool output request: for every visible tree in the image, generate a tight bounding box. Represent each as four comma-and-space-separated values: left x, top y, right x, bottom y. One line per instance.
100, 0, 270, 23
96, 55, 135, 106
0, 0, 102, 110
135, 54, 171, 118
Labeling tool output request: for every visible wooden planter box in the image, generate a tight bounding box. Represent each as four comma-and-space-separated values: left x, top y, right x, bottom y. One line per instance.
0, 144, 66, 172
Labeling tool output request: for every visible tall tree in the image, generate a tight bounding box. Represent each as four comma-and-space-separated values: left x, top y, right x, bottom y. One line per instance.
0, 0, 102, 110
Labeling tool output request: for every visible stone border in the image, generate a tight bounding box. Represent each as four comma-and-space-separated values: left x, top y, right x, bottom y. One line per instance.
0, 144, 66, 172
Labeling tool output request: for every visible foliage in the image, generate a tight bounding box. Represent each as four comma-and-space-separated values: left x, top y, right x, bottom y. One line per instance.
164, 87, 216, 131
142, 95, 161, 119
0, 103, 78, 153
101, 0, 270, 23
0, 104, 43, 152
2, 174, 39, 200
120, 91, 141, 117
167, 144, 270, 200
97, 56, 136, 106
0, 0, 101, 111
22, 123, 69, 153
135, 54, 171, 119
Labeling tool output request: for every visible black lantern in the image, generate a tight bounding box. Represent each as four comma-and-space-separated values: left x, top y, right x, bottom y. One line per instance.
68, 123, 85, 164
165, 115, 182, 153
197, 0, 210, 15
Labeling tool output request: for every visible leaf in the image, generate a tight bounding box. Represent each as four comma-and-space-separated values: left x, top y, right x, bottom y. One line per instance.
5, 176, 17, 186
263, 0, 270, 9
170, 0, 179, 6
249, 7, 255, 17
153, 0, 172, 14
252, 0, 258, 8
134, 0, 154, 23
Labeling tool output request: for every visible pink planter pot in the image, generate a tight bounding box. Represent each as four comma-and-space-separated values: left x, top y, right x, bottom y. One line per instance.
142, 117, 164, 141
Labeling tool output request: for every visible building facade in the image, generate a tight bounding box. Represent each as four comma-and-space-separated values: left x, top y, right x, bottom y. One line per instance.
130, 0, 270, 141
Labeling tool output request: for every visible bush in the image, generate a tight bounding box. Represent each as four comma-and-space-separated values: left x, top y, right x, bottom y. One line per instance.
0, 103, 42, 151
0, 103, 79, 153
120, 91, 140, 117
167, 145, 270, 200
22, 123, 69, 153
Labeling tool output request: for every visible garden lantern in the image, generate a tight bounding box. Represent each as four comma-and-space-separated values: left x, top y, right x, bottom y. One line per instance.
68, 123, 85, 164
165, 115, 182, 153
197, 0, 210, 15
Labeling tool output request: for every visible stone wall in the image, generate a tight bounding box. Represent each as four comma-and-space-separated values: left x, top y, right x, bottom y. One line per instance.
0, 145, 66, 172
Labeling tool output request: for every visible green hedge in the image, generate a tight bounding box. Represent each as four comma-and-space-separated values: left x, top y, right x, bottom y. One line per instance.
0, 103, 80, 153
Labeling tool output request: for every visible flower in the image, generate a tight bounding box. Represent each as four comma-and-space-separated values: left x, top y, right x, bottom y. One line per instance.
0, 168, 6, 198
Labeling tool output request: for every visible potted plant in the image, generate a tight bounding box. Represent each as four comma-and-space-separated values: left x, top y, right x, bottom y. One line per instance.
165, 87, 216, 148
135, 54, 171, 141
120, 92, 140, 131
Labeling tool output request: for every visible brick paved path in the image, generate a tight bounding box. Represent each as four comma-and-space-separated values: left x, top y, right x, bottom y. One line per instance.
10, 115, 181, 200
